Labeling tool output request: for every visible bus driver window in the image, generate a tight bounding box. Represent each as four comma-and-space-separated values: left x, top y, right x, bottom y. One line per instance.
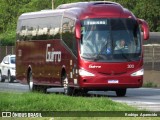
115, 39, 128, 50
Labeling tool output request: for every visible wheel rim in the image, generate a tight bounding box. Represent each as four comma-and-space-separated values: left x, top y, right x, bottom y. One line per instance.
29, 81, 33, 90
63, 77, 68, 94
29, 72, 33, 90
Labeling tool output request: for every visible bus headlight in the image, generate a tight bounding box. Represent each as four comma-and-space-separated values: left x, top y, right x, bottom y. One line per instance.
79, 69, 95, 77
131, 69, 144, 76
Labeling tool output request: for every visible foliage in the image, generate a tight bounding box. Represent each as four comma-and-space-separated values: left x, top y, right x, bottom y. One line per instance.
0, 0, 160, 45
143, 82, 158, 88
133, 0, 160, 32
0, 30, 16, 45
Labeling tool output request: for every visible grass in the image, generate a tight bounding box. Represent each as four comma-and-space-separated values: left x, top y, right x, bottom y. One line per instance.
1, 92, 159, 120
0, 92, 136, 111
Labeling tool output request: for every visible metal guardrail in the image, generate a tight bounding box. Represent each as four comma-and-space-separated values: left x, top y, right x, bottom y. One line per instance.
144, 44, 160, 71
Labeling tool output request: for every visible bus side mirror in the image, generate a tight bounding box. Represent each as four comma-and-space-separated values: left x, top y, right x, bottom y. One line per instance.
75, 20, 81, 39
137, 19, 149, 40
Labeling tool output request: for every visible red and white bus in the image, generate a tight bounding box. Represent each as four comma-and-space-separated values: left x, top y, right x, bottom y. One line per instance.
16, 1, 149, 96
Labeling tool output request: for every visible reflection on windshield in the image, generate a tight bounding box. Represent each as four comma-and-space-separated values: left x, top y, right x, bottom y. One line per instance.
80, 18, 141, 62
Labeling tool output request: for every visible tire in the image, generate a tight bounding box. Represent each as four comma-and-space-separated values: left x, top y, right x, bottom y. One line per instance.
0, 71, 5, 82
63, 76, 74, 96
74, 89, 88, 96
34, 85, 47, 93
28, 71, 47, 93
116, 89, 127, 97
8, 71, 13, 83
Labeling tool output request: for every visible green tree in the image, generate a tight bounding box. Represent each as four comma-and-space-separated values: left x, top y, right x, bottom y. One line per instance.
0, 0, 160, 46
133, 0, 160, 32
0, 0, 51, 45
0, 0, 31, 45
111, 0, 137, 11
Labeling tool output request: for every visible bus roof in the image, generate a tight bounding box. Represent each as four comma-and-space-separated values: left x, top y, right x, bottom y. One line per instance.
18, 1, 136, 20
57, 1, 121, 9
18, 9, 65, 20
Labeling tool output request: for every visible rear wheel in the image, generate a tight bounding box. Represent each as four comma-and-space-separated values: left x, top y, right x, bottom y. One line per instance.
28, 71, 47, 93
0, 71, 5, 82
116, 89, 127, 97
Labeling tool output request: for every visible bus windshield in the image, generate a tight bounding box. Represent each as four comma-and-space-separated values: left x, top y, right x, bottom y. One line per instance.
80, 18, 141, 62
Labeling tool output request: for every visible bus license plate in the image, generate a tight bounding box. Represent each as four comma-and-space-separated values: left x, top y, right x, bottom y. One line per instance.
108, 80, 119, 84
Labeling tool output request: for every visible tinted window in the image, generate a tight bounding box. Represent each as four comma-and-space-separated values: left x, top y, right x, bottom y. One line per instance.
62, 17, 77, 56
10, 57, 15, 64
17, 16, 62, 41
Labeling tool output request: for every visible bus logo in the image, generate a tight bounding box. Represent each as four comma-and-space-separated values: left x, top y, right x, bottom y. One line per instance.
89, 64, 101, 69
46, 44, 61, 62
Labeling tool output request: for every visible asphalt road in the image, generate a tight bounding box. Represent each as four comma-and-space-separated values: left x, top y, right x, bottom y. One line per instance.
0, 82, 160, 111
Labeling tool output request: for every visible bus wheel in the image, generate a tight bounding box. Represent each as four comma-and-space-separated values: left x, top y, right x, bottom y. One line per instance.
63, 77, 74, 96
28, 71, 47, 93
75, 89, 88, 96
35, 86, 47, 93
28, 71, 34, 91
116, 89, 127, 97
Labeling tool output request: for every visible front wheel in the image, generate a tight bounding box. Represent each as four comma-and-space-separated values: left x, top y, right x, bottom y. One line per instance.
74, 89, 88, 96
0, 71, 5, 82
28, 71, 47, 93
63, 76, 74, 96
116, 89, 127, 97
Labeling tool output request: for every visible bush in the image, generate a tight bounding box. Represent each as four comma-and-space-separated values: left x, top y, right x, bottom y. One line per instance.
0, 30, 16, 46
143, 82, 158, 88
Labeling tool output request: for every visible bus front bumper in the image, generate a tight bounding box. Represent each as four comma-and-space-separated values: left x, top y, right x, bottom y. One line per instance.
78, 75, 143, 90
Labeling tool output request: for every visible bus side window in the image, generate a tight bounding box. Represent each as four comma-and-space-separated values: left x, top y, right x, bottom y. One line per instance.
50, 16, 61, 39
19, 25, 27, 41
62, 17, 77, 56
48, 28, 54, 39
18, 16, 62, 41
